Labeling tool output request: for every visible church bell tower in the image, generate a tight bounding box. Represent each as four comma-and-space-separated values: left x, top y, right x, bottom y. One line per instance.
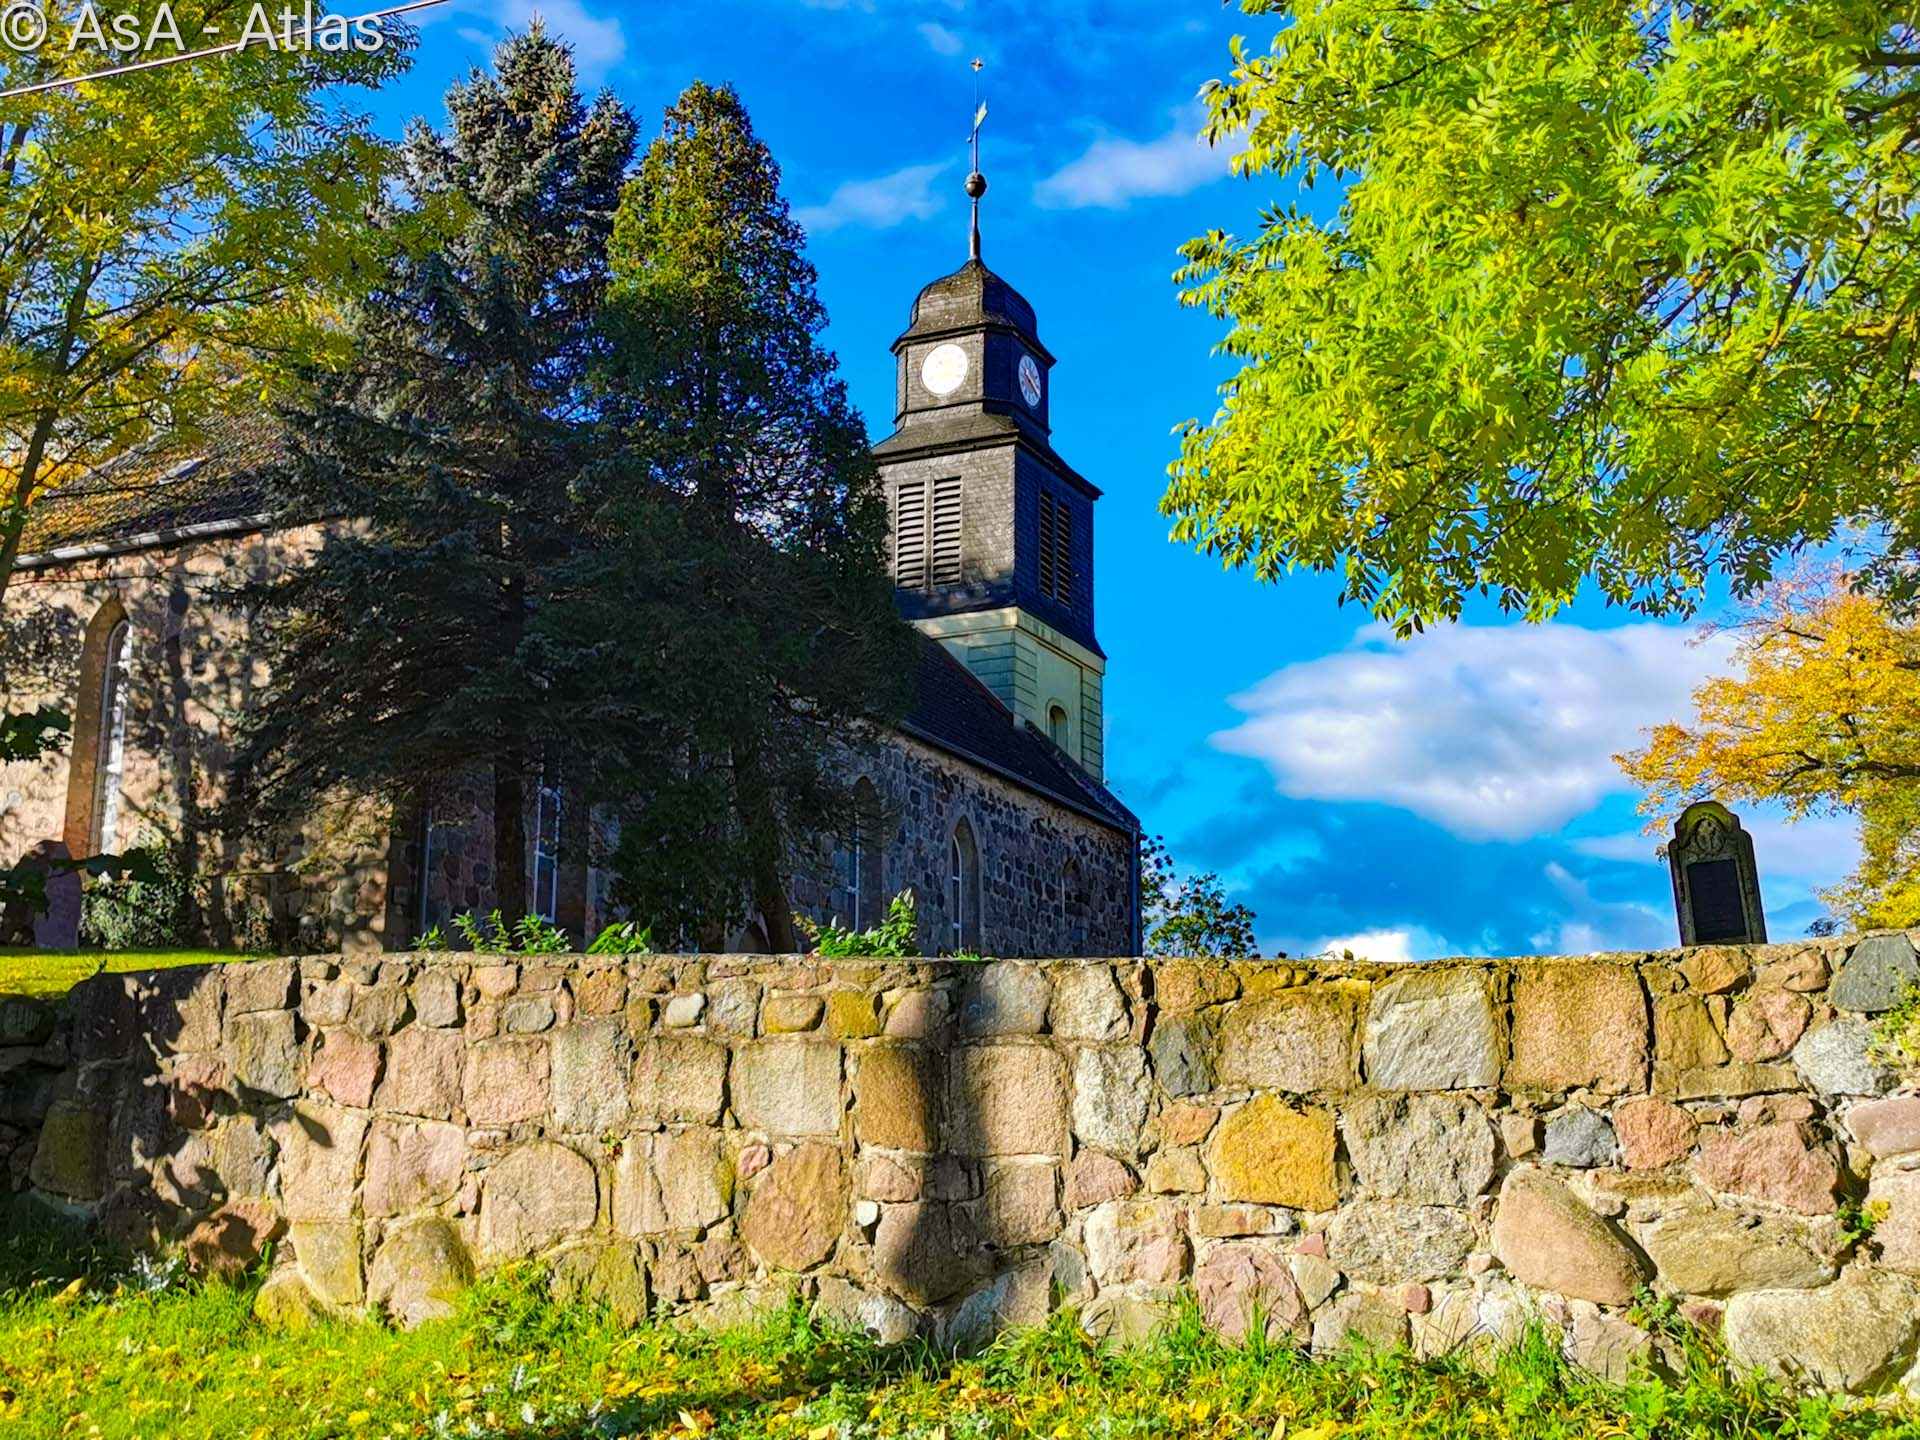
873, 96, 1108, 779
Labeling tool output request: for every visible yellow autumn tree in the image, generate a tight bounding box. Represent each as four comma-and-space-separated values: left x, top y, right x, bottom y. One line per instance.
1617, 575, 1920, 931
0, 2, 413, 594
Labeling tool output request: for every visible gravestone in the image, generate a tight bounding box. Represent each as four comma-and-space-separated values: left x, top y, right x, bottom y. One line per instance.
1668, 801, 1766, 947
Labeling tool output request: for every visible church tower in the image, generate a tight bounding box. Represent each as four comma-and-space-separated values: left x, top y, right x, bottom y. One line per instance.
873, 116, 1108, 780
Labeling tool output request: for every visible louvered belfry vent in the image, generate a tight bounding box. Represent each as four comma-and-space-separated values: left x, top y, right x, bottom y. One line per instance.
895, 478, 929, 590
895, 476, 963, 593
1038, 491, 1072, 605
931, 476, 963, 585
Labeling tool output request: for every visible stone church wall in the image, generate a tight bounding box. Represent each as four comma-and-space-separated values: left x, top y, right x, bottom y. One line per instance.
14, 934, 1920, 1394
0, 525, 403, 953
789, 731, 1135, 958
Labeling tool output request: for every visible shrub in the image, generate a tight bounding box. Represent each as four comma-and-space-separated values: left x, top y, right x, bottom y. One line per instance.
587, 921, 654, 955
78, 826, 194, 951
798, 889, 920, 958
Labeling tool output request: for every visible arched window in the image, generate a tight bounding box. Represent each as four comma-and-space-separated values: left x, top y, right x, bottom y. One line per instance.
847, 778, 883, 928
91, 620, 132, 853
65, 601, 134, 858
1047, 703, 1070, 748
948, 817, 981, 953
1062, 858, 1091, 954
532, 769, 563, 922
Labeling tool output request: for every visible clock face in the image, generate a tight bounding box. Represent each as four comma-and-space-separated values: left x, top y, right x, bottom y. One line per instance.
920, 343, 969, 397
1018, 355, 1043, 408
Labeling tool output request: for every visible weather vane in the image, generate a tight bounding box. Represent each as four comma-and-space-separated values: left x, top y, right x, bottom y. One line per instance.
967, 58, 988, 262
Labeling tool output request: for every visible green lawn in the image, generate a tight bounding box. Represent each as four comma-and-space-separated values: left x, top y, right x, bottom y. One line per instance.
0, 949, 252, 1001
1, 1206, 1914, 1440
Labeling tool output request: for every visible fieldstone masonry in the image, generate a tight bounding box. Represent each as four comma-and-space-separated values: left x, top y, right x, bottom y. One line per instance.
8, 934, 1920, 1393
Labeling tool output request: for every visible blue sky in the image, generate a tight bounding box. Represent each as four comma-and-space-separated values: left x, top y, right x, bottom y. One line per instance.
353, 0, 1857, 960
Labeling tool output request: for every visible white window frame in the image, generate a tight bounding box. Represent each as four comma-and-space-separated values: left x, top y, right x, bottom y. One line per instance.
948, 834, 964, 951
92, 620, 132, 854
533, 772, 562, 921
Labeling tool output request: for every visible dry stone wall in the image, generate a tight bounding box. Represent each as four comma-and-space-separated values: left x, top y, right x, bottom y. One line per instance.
12, 934, 1920, 1394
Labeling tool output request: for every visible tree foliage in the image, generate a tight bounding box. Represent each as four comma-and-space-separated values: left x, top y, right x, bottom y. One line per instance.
1172, 0, 1920, 633
0, 5, 398, 917
232, 25, 637, 921
587, 81, 911, 948
0, 0, 408, 592
1141, 835, 1260, 957
1618, 575, 1920, 929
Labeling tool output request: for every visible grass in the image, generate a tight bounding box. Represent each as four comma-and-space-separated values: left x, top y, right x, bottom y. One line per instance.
0, 948, 253, 1001
2, 1205, 1916, 1440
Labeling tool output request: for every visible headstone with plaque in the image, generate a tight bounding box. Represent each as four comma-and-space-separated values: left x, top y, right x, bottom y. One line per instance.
1668, 801, 1766, 947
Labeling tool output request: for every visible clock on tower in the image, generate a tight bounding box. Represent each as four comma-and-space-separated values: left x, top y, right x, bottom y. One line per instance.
872, 155, 1108, 781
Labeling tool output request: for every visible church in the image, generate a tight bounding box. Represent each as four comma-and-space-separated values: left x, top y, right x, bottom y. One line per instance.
0, 206, 1141, 958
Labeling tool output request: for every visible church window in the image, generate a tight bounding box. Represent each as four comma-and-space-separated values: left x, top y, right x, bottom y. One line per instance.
1047, 703, 1070, 748
848, 778, 883, 928
1063, 858, 1091, 952
895, 477, 963, 591
1037, 492, 1073, 605
419, 807, 451, 933
532, 771, 562, 922
948, 818, 981, 952
91, 619, 132, 854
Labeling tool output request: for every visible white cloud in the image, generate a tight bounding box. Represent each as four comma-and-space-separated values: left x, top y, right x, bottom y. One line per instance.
1311, 926, 1462, 964
918, 21, 964, 55
795, 161, 950, 235
1528, 862, 1672, 954
446, 0, 627, 78
1215, 622, 1736, 843
1034, 103, 1245, 210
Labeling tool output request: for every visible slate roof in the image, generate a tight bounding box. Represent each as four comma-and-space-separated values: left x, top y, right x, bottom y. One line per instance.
17, 414, 285, 560
901, 633, 1137, 835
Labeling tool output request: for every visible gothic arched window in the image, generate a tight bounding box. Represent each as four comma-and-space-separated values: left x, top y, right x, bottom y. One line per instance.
847, 778, 883, 928
948, 817, 981, 953
64, 600, 134, 858
92, 619, 132, 853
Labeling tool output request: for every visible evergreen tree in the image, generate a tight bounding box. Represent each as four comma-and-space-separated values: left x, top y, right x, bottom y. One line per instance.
589, 82, 912, 949
231, 27, 636, 921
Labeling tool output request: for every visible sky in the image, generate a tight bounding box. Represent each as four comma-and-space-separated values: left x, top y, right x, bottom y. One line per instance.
347, 0, 1858, 961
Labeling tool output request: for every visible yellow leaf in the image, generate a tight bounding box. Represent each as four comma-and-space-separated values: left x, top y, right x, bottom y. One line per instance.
346, 1412, 371, 1428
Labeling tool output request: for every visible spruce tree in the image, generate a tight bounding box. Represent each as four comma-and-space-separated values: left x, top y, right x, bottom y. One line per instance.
589, 82, 912, 949
232, 27, 636, 923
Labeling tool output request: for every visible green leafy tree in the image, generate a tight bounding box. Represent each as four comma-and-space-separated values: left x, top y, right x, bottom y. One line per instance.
231, 26, 637, 921
586, 82, 912, 949
1141, 835, 1260, 957
0, 0, 406, 591
0, 5, 403, 919
1170, 0, 1920, 633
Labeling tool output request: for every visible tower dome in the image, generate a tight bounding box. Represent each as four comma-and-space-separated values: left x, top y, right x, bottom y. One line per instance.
898, 258, 1045, 355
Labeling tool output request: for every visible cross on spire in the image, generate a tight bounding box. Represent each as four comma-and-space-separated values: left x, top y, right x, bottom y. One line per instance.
967, 58, 987, 262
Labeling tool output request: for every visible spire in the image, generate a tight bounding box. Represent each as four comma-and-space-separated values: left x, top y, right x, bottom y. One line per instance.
967, 58, 987, 262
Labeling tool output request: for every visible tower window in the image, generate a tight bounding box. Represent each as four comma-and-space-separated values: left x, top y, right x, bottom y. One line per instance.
1047, 703, 1070, 748
1037, 492, 1073, 605
894, 477, 964, 591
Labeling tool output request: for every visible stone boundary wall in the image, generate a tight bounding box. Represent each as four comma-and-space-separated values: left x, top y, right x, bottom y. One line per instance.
10, 935, 1920, 1394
